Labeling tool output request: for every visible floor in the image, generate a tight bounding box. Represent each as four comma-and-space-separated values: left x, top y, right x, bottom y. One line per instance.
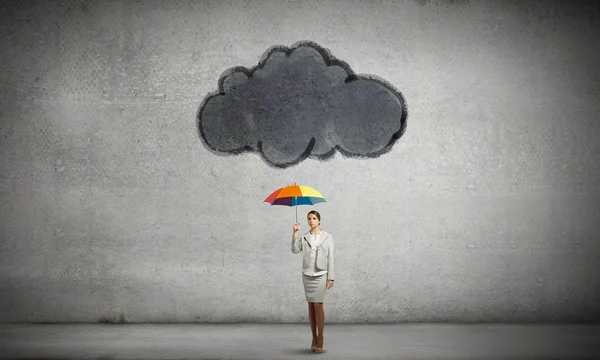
0, 323, 599, 360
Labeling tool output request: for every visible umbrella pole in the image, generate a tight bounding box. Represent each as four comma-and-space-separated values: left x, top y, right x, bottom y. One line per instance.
295, 196, 298, 223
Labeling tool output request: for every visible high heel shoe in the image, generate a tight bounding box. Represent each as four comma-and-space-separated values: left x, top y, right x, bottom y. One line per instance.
315, 335, 323, 352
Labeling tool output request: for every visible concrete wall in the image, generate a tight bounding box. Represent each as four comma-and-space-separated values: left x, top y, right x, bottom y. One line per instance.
1, 0, 599, 323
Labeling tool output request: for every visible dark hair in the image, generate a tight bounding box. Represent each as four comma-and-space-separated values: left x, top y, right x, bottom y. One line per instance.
307, 210, 321, 222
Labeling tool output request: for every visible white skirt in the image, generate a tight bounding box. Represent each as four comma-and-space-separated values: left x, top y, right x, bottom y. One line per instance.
302, 273, 327, 302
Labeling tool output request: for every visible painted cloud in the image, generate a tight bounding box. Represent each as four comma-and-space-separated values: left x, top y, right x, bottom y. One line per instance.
197, 41, 407, 169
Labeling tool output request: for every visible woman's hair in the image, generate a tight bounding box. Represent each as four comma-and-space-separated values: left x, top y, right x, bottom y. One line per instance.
307, 210, 321, 222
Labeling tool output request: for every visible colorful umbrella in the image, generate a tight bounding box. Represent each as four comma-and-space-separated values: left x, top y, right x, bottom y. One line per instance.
264, 182, 326, 223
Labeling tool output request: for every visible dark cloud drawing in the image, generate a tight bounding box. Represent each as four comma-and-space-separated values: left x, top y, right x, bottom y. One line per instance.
197, 41, 407, 169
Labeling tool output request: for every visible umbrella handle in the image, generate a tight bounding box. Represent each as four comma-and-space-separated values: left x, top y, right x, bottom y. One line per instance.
295, 196, 297, 224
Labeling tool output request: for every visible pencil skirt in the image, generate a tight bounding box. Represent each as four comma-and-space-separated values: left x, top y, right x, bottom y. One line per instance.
302, 273, 327, 302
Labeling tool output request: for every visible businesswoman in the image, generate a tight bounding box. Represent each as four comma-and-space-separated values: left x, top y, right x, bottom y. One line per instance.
291, 210, 334, 353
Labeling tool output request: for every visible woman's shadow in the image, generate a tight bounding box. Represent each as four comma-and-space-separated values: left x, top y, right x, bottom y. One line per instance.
282, 348, 326, 355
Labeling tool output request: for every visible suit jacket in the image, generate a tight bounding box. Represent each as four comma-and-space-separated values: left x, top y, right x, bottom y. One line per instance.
291, 230, 334, 281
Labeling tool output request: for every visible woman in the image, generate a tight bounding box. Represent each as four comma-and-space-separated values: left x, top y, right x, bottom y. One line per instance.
291, 210, 335, 353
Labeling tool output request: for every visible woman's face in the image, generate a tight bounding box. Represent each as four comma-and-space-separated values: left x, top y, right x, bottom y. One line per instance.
307, 214, 319, 229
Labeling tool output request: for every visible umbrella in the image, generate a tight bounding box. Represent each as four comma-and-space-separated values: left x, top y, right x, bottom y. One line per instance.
263, 182, 326, 223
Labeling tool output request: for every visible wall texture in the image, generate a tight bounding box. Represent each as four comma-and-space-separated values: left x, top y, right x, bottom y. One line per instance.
1, 0, 599, 323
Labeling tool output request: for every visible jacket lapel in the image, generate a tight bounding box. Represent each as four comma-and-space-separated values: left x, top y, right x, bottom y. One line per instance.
303, 231, 328, 248
315, 231, 328, 248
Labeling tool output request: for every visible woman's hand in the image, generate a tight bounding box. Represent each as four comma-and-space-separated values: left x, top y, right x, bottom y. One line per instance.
326, 280, 334, 289
292, 223, 300, 236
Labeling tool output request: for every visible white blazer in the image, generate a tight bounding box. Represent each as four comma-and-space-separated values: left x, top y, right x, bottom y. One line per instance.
291, 230, 334, 280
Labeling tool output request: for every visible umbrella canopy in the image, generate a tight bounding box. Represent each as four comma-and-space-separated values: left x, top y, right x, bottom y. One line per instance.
264, 183, 326, 222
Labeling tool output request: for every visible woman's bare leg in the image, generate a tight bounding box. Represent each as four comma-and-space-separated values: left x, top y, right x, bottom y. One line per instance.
315, 302, 324, 351
308, 302, 317, 350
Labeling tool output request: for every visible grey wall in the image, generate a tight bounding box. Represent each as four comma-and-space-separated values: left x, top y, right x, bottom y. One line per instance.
1, 0, 599, 323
